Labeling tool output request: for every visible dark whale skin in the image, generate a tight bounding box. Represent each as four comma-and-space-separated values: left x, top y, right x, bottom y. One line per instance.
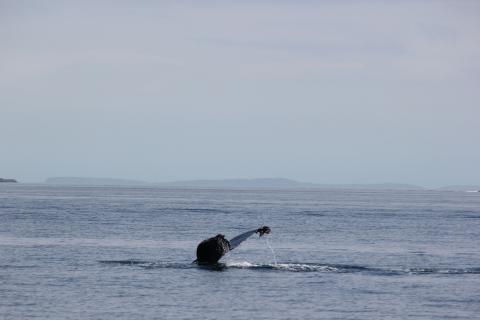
196, 234, 230, 264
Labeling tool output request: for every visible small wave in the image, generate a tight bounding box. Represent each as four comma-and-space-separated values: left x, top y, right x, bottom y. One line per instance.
99, 260, 196, 270
99, 259, 151, 266
99, 260, 480, 275
403, 267, 480, 275
158, 208, 230, 214
0, 264, 38, 269
297, 210, 326, 217
459, 215, 480, 219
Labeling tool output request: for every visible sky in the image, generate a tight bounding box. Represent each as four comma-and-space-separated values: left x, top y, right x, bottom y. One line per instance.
1, 0, 479, 187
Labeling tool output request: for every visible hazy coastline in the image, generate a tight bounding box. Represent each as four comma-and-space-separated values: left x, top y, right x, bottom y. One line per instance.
41, 177, 479, 191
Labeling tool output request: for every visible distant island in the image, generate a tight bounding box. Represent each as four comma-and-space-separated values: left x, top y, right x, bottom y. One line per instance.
45, 177, 425, 190
45, 177, 148, 186
155, 178, 313, 188
40, 177, 480, 191
155, 179, 422, 190
0, 178, 17, 183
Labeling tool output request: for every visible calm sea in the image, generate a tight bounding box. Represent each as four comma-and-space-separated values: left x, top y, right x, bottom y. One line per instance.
1, 184, 479, 319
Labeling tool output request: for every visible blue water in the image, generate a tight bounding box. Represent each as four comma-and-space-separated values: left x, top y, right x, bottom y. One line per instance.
1, 184, 479, 319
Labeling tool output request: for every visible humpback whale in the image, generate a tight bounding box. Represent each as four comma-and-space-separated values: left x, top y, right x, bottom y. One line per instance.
195, 226, 271, 264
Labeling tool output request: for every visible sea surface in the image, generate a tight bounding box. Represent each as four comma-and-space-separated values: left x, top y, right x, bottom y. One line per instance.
1, 184, 479, 319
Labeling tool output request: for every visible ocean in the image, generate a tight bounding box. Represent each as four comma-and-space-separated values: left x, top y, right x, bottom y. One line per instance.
1, 184, 479, 319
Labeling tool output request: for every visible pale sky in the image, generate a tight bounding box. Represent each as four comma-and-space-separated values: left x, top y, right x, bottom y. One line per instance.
1, 1, 479, 187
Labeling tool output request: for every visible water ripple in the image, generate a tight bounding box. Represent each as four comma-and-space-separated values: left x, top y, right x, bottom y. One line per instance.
98, 260, 480, 275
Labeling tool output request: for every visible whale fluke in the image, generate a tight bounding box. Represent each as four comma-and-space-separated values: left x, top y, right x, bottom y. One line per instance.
229, 226, 271, 250
195, 226, 271, 264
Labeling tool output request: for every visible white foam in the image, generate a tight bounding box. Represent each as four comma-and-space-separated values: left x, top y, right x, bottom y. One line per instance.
225, 261, 339, 272
226, 260, 257, 268
272, 263, 338, 272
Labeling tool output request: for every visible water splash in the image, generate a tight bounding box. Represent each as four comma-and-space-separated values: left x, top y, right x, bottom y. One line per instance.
264, 237, 278, 266
258, 210, 276, 265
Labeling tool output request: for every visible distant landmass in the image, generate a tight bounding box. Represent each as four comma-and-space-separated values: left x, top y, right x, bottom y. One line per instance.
45, 177, 148, 186
0, 178, 17, 183
312, 183, 424, 190
156, 179, 422, 190
45, 177, 425, 190
155, 178, 314, 188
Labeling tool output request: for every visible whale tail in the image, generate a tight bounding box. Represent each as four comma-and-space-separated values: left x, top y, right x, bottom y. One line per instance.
195, 226, 271, 264
228, 226, 271, 250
